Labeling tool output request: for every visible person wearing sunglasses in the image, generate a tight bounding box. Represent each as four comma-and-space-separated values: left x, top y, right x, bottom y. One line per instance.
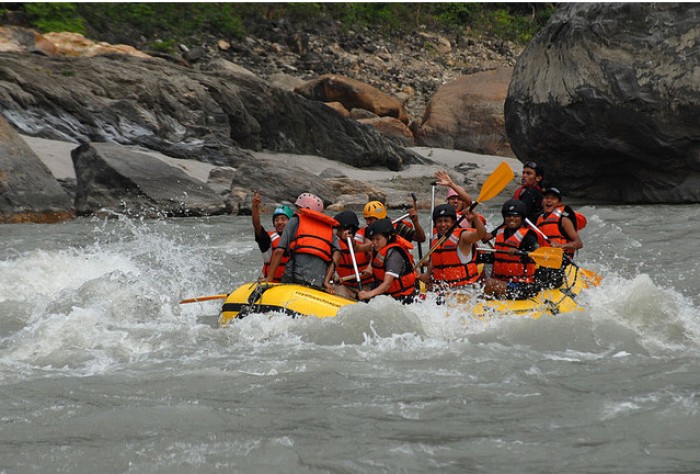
513, 161, 545, 222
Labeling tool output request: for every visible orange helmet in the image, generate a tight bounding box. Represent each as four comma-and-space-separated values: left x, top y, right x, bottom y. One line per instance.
363, 201, 387, 219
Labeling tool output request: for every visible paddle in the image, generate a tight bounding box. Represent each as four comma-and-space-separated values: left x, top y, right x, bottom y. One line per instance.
391, 212, 410, 225
476, 246, 564, 269
525, 218, 602, 286
525, 217, 575, 264
411, 192, 424, 267
413, 161, 515, 271
346, 235, 364, 292
179, 293, 228, 304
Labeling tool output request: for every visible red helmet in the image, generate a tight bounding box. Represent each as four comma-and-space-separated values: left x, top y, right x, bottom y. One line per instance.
295, 193, 324, 212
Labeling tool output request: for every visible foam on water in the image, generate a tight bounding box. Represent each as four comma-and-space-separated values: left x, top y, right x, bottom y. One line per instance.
2, 213, 700, 385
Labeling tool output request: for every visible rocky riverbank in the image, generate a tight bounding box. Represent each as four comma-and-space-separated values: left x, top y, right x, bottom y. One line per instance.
0, 21, 522, 223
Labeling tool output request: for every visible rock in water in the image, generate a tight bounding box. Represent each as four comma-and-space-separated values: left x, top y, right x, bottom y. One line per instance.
0, 115, 74, 223
505, 3, 700, 203
71, 142, 226, 218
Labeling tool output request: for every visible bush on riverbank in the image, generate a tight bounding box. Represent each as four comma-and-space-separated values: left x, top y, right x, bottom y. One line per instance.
5, 3, 554, 47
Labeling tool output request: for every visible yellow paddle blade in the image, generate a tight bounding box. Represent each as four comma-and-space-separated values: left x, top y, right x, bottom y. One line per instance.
579, 268, 603, 287
179, 294, 228, 304
476, 161, 515, 203
528, 247, 563, 269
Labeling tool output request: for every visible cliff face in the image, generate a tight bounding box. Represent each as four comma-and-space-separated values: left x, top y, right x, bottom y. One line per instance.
505, 3, 700, 203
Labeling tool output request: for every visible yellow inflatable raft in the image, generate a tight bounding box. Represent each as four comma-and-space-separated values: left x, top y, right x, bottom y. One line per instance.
218, 265, 601, 326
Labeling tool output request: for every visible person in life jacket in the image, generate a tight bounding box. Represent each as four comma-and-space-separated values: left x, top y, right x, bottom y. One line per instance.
357, 217, 417, 304
355, 200, 426, 254
266, 192, 339, 289
534, 186, 585, 289
483, 199, 541, 299
251, 191, 294, 282
322, 210, 372, 300
513, 161, 544, 222
435, 169, 488, 230
418, 204, 486, 291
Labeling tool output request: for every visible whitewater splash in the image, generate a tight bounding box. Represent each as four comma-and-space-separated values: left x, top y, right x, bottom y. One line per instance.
1, 215, 699, 384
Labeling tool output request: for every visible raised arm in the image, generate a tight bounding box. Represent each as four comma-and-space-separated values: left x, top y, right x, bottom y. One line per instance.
434, 170, 473, 207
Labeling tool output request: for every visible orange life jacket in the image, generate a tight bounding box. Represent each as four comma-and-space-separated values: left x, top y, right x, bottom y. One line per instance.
492, 227, 536, 284
371, 237, 417, 298
288, 208, 338, 262
262, 231, 289, 282
336, 237, 372, 288
430, 228, 480, 286
536, 205, 584, 257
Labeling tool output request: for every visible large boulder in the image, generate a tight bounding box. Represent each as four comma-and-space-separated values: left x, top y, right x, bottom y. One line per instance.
416, 67, 514, 157
71, 142, 226, 217
0, 115, 74, 223
0, 50, 421, 172
505, 4, 700, 203
295, 74, 410, 124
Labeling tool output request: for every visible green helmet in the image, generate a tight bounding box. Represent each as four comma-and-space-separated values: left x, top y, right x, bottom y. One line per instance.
272, 205, 294, 222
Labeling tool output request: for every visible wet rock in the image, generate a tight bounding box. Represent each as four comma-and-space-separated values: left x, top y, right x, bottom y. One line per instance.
207, 167, 237, 195
71, 141, 227, 218
505, 3, 700, 203
0, 115, 74, 223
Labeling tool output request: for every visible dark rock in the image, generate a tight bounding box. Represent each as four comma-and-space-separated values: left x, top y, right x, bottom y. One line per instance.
71, 141, 227, 217
0, 115, 74, 223
0, 52, 420, 172
505, 3, 700, 203
227, 157, 337, 211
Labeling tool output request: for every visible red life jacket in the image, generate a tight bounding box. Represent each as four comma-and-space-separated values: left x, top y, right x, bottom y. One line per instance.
335, 238, 372, 288
430, 228, 480, 287
492, 227, 536, 284
262, 231, 289, 282
513, 184, 542, 200
370, 238, 417, 298
288, 208, 338, 263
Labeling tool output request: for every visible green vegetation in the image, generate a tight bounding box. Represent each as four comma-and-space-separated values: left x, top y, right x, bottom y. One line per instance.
6, 3, 555, 46
22, 3, 85, 34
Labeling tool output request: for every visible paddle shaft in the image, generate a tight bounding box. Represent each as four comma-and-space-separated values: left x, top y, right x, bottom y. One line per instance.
525, 217, 577, 267
346, 236, 364, 292
411, 192, 424, 269
477, 246, 563, 269
391, 212, 410, 225
413, 212, 468, 270
179, 293, 228, 304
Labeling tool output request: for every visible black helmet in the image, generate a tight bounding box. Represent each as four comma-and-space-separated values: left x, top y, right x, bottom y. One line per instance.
365, 218, 395, 239
333, 210, 360, 230
542, 186, 562, 199
432, 203, 457, 222
501, 199, 527, 217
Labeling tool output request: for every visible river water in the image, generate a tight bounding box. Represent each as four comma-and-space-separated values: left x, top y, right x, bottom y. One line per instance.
1, 204, 699, 473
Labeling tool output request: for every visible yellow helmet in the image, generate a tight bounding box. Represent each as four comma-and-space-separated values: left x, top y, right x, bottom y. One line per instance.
363, 201, 387, 219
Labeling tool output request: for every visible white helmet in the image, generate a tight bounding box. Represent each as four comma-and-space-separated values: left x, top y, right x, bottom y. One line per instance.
295, 193, 324, 212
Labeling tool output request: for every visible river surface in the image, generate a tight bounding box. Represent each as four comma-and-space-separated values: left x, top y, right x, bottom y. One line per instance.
1, 205, 699, 473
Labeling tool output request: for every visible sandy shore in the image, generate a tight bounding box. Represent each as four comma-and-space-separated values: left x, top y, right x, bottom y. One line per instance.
20, 134, 522, 208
